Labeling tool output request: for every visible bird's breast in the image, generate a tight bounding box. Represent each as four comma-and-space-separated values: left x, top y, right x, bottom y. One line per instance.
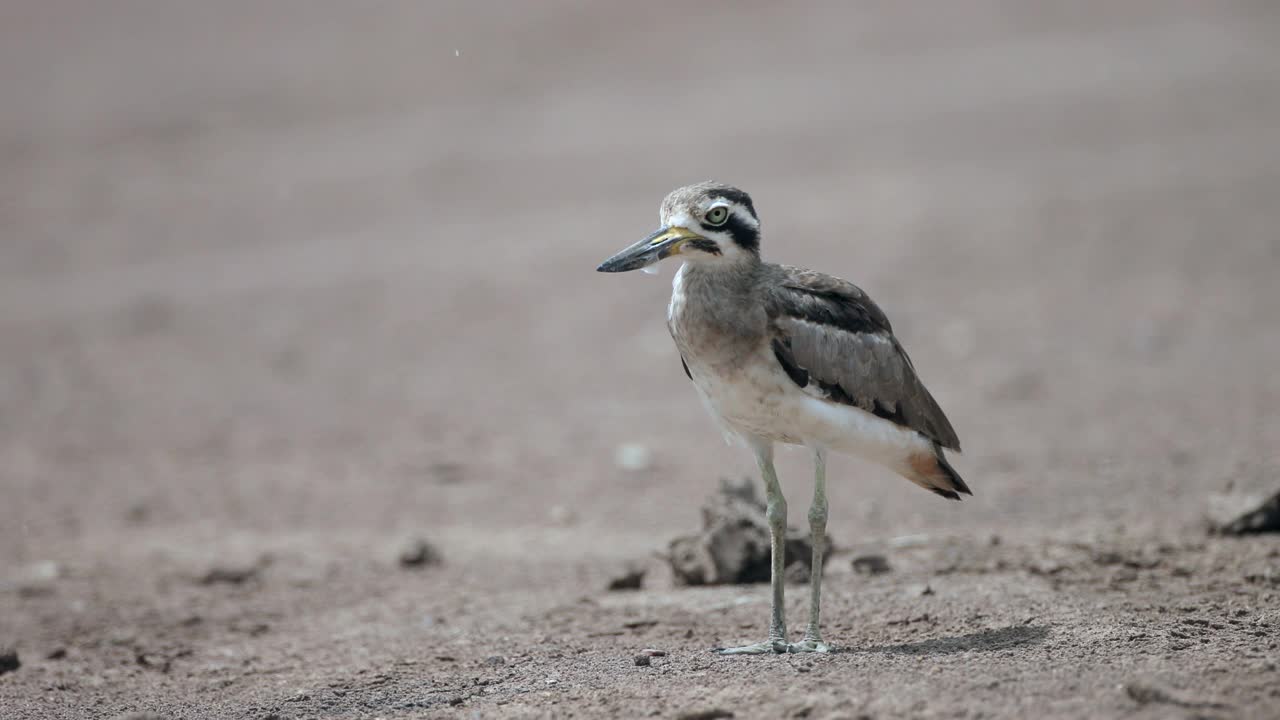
667, 265, 798, 441
667, 265, 764, 373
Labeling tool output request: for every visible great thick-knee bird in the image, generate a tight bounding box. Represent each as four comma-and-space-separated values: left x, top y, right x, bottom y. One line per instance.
597, 182, 969, 654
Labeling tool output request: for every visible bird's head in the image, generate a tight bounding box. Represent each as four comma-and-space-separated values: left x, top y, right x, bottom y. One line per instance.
596, 182, 761, 273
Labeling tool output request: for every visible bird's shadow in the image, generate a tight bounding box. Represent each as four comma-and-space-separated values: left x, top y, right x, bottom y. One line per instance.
837, 624, 1050, 655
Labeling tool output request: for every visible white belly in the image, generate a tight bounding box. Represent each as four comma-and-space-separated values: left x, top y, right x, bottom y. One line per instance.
688, 346, 931, 468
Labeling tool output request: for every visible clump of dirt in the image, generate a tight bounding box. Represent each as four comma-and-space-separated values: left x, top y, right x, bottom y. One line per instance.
397, 538, 442, 568
1124, 682, 1232, 712
851, 554, 892, 575
606, 564, 646, 591
0, 648, 19, 676
667, 477, 831, 586
197, 563, 262, 586
1206, 474, 1280, 535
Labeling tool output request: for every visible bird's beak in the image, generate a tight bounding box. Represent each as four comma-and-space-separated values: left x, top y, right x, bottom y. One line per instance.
596, 226, 705, 273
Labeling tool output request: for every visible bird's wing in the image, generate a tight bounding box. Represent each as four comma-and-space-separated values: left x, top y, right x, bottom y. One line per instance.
766, 265, 961, 451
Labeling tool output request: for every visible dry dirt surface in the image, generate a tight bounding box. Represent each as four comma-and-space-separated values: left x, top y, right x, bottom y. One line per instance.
2, 2, 1279, 719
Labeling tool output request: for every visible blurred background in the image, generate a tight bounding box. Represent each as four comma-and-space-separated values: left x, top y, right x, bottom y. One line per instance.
2, 2, 1278, 717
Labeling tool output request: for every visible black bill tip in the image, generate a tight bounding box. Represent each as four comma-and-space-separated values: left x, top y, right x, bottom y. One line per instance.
596, 255, 648, 273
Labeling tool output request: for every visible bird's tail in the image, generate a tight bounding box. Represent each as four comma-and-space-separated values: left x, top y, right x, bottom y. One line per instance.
902, 444, 972, 501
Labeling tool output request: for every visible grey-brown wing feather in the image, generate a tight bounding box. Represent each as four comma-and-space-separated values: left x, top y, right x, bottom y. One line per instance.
767, 266, 961, 451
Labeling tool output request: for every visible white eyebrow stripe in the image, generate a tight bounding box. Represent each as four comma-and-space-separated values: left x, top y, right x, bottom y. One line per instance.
719, 201, 759, 227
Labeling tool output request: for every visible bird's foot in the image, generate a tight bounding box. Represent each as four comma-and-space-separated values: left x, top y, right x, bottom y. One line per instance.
786, 638, 832, 653
716, 638, 789, 655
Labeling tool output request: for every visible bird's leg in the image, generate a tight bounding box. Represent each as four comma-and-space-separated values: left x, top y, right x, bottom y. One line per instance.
764, 453, 789, 647
789, 447, 832, 653
719, 441, 789, 655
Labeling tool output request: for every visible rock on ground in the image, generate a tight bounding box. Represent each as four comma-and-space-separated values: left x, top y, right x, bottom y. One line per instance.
0, 648, 19, 675
668, 477, 831, 586
397, 538, 443, 568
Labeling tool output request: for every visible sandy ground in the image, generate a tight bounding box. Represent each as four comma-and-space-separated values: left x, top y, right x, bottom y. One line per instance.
2, 2, 1279, 718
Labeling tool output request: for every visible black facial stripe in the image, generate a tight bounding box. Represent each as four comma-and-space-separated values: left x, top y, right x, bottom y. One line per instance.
685, 238, 722, 256
706, 188, 757, 220
698, 213, 759, 253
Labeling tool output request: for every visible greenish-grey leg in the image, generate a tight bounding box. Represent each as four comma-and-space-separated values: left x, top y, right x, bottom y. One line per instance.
763, 446, 788, 647
720, 440, 789, 655
790, 447, 832, 653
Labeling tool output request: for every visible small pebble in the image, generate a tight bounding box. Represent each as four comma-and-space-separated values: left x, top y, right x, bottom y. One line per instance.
633, 654, 651, 667
198, 564, 259, 585
614, 443, 654, 472
639, 648, 667, 657
887, 534, 930, 549
22, 561, 61, 583
398, 538, 442, 569
851, 554, 891, 575
5, 561, 61, 595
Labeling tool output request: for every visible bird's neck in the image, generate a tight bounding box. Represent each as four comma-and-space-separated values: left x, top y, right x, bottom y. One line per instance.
670, 258, 766, 343
678, 253, 763, 293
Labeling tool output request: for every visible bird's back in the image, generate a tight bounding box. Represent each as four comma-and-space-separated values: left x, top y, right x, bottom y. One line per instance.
762, 263, 961, 452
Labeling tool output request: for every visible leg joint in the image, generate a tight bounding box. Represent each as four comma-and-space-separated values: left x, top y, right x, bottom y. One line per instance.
807, 500, 828, 529
765, 497, 787, 529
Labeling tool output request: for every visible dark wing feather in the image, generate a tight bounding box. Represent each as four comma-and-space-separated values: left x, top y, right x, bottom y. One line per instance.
767, 266, 961, 451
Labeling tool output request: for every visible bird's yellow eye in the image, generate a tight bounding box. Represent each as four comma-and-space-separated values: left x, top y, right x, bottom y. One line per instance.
705, 206, 730, 226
